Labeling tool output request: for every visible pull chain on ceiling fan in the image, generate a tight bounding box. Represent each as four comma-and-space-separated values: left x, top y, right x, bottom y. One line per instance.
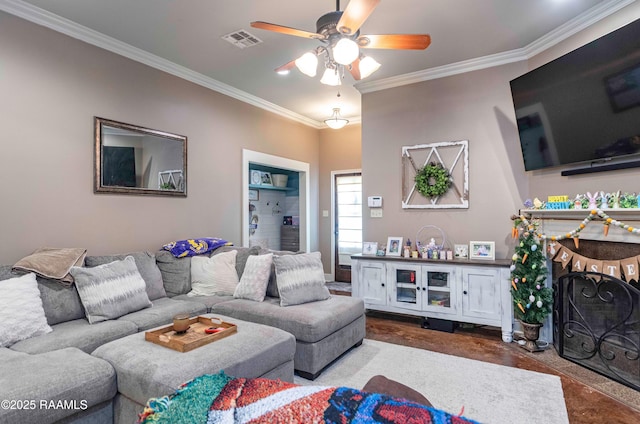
250, 0, 431, 86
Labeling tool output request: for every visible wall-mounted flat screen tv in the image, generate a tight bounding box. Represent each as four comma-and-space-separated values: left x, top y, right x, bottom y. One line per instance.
510, 18, 640, 172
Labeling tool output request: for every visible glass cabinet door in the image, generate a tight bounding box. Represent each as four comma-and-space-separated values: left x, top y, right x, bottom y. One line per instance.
389, 265, 421, 311
423, 266, 457, 314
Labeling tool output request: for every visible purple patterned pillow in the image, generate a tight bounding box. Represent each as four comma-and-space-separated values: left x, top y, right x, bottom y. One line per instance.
162, 238, 231, 258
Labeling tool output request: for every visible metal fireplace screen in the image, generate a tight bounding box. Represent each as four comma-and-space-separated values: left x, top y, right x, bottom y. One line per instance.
554, 272, 639, 391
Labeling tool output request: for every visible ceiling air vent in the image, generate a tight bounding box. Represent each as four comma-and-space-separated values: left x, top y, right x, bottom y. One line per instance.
222, 30, 263, 49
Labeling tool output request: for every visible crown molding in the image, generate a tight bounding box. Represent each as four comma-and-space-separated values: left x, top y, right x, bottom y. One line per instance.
0, 0, 324, 129
1, 0, 635, 124
356, 0, 636, 94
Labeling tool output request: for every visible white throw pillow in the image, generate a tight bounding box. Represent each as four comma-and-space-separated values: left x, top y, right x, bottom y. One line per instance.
234, 253, 273, 302
189, 250, 239, 296
0, 273, 52, 347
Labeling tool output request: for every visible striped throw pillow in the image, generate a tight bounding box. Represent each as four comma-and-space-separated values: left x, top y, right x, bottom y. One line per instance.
273, 252, 330, 306
70, 256, 151, 324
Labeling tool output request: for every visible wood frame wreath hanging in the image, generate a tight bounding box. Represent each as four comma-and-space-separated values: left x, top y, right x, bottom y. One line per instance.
402, 140, 469, 209
415, 162, 451, 198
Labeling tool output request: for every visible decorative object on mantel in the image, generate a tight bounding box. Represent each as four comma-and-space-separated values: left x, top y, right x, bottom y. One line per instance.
524, 191, 638, 211
551, 245, 639, 283
517, 209, 640, 242
509, 218, 553, 352
401, 140, 468, 209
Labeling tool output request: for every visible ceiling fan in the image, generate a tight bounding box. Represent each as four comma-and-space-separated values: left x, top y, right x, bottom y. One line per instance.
250, 0, 431, 85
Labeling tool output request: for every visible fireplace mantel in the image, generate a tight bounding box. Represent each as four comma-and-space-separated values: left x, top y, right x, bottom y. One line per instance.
519, 208, 640, 244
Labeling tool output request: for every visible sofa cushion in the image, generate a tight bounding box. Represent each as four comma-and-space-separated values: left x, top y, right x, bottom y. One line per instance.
211, 245, 261, 279
233, 253, 273, 302
117, 297, 207, 331
0, 265, 85, 326
70, 256, 152, 324
189, 250, 239, 296
9, 318, 138, 354
155, 250, 191, 297
211, 296, 365, 343
85, 251, 167, 300
171, 294, 234, 312
0, 273, 52, 347
273, 252, 330, 306
0, 347, 116, 424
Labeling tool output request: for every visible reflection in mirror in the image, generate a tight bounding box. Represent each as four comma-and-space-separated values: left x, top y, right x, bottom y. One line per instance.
94, 117, 187, 196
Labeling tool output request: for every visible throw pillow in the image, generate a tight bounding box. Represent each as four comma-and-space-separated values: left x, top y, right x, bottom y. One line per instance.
188, 250, 239, 296
273, 251, 330, 306
233, 253, 273, 302
0, 273, 53, 347
263, 249, 299, 298
162, 237, 231, 258
69, 256, 152, 324
211, 245, 261, 279
85, 251, 167, 300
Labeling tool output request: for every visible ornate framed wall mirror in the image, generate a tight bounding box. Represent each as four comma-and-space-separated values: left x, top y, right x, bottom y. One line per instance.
94, 117, 187, 197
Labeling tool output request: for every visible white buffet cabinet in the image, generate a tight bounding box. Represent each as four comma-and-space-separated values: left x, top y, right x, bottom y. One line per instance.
351, 254, 513, 342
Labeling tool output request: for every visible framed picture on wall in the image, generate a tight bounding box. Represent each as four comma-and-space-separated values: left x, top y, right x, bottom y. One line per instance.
469, 241, 495, 260
386, 237, 403, 256
248, 189, 259, 201
261, 172, 273, 186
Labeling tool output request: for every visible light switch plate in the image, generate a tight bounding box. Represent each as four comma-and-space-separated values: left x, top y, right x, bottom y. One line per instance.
371, 209, 383, 218
322, 210, 329, 217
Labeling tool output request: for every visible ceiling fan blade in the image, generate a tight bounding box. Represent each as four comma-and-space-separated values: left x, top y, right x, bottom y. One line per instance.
349, 57, 362, 81
337, 0, 381, 35
358, 34, 431, 50
250, 21, 324, 40
275, 60, 297, 73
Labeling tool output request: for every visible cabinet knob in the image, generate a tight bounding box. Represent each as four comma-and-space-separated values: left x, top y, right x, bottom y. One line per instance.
381, 283, 385, 287
422, 287, 426, 291
463, 290, 468, 295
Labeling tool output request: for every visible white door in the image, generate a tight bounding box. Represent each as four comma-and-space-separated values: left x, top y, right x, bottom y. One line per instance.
334, 172, 362, 282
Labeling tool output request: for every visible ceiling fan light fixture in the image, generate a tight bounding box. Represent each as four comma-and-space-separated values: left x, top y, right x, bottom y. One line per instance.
295, 52, 318, 77
333, 38, 359, 65
320, 67, 342, 86
358, 55, 381, 79
324, 108, 349, 130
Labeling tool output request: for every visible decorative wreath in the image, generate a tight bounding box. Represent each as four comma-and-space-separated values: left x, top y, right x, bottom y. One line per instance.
415, 162, 451, 198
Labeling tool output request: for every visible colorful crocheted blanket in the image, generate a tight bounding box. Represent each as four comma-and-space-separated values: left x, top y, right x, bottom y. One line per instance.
139, 372, 480, 424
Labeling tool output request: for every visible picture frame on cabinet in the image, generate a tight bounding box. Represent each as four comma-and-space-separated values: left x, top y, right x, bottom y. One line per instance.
386, 237, 403, 256
248, 189, 259, 201
362, 242, 378, 255
469, 241, 495, 260
454, 244, 468, 258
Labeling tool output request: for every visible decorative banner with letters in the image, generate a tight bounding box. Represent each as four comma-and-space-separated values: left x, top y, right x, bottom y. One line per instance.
552, 245, 640, 283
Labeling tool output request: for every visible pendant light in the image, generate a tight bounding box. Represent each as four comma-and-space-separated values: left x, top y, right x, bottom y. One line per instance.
324, 108, 349, 129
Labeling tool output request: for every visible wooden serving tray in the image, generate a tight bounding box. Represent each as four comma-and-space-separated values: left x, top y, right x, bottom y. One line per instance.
145, 316, 237, 352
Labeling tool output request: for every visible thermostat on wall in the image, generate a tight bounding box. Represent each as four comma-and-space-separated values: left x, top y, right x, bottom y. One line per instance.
368, 196, 383, 208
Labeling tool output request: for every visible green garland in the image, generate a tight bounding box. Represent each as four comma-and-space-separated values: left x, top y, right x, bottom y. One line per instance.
415, 162, 451, 198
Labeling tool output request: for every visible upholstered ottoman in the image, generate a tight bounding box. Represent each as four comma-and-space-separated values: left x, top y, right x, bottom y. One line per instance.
92, 314, 296, 424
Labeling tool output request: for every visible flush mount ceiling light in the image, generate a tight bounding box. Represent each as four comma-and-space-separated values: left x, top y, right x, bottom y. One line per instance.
324, 108, 349, 129
251, 0, 431, 86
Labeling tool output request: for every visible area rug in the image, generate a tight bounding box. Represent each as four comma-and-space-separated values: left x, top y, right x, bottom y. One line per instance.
294, 339, 569, 424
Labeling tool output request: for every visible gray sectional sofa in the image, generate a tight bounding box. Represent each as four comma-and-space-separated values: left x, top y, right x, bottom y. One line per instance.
0, 246, 365, 424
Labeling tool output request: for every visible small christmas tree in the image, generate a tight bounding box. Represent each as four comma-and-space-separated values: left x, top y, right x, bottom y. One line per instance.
510, 217, 553, 324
